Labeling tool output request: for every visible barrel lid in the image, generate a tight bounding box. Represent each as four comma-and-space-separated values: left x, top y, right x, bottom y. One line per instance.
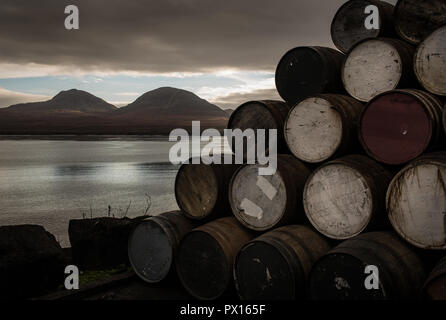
285, 96, 343, 163
128, 219, 173, 283
234, 240, 295, 300
229, 164, 287, 231
303, 162, 373, 240
359, 90, 433, 165
176, 230, 229, 300
275, 47, 326, 106
415, 25, 446, 96
387, 158, 446, 250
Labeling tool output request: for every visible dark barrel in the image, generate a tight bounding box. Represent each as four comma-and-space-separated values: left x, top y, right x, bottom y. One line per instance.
423, 255, 446, 300
275, 46, 345, 106
415, 25, 446, 96
284, 94, 364, 163
229, 155, 311, 232
227, 100, 290, 158
175, 159, 240, 220
395, 0, 446, 45
331, 0, 395, 53
342, 38, 415, 102
303, 155, 392, 240
309, 231, 426, 300
387, 152, 446, 250
176, 217, 254, 300
234, 225, 331, 300
127, 211, 195, 283
359, 89, 444, 165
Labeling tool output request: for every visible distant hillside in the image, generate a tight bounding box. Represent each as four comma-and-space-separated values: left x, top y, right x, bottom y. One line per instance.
0, 88, 228, 134
224, 109, 235, 116
7, 89, 117, 113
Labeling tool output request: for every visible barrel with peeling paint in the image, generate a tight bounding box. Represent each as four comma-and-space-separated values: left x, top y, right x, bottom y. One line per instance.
331, 0, 395, 53
415, 25, 446, 96
284, 94, 364, 163
395, 0, 446, 45
127, 211, 195, 283
234, 225, 331, 300
275, 46, 345, 106
303, 155, 392, 240
387, 152, 446, 250
309, 231, 426, 300
342, 38, 415, 102
176, 217, 254, 300
229, 155, 311, 232
227, 100, 290, 159
175, 159, 240, 220
423, 255, 446, 300
359, 89, 444, 165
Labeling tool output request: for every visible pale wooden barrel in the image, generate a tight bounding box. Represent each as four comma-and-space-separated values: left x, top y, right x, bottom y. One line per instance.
303, 155, 392, 240
127, 211, 195, 283
309, 231, 426, 300
342, 38, 415, 102
284, 94, 363, 163
175, 159, 240, 220
234, 225, 331, 300
275, 46, 345, 106
395, 0, 446, 45
415, 25, 446, 96
229, 155, 311, 232
331, 0, 395, 53
387, 152, 446, 250
176, 217, 254, 300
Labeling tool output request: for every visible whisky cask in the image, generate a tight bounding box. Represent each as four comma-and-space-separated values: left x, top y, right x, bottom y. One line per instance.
127, 211, 195, 283
176, 217, 254, 300
423, 255, 446, 300
331, 0, 395, 53
303, 155, 392, 240
415, 25, 446, 96
359, 89, 444, 165
387, 152, 446, 250
284, 94, 363, 163
275, 46, 345, 106
309, 232, 425, 300
342, 38, 415, 102
234, 225, 331, 300
395, 0, 446, 45
229, 155, 311, 232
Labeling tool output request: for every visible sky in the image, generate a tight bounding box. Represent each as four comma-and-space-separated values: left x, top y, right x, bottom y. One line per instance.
0, 0, 397, 109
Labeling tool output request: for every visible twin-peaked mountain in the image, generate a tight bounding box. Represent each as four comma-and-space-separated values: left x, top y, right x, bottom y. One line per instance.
0, 87, 228, 134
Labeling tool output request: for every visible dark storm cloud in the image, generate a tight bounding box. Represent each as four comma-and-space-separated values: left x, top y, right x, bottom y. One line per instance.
0, 0, 399, 73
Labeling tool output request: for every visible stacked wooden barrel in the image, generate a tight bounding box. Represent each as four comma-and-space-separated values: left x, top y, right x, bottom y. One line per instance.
127, 0, 446, 301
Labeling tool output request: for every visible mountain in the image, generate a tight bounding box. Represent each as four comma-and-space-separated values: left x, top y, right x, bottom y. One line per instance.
224, 109, 235, 116
7, 89, 117, 113
0, 87, 228, 134
120, 87, 227, 118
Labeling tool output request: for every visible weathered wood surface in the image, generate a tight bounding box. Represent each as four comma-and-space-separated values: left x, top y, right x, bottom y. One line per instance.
360, 89, 444, 165
175, 160, 239, 220
303, 155, 391, 240
0, 225, 67, 299
331, 0, 395, 53
227, 100, 290, 157
387, 152, 446, 250
234, 225, 330, 300
176, 217, 254, 300
309, 232, 426, 300
423, 255, 446, 300
395, 0, 446, 45
275, 46, 345, 106
128, 211, 195, 284
284, 94, 363, 163
415, 25, 446, 96
229, 155, 311, 231
342, 38, 415, 102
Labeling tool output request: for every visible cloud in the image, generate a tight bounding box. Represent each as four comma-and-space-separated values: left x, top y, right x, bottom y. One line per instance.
210, 89, 281, 110
0, 87, 50, 108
